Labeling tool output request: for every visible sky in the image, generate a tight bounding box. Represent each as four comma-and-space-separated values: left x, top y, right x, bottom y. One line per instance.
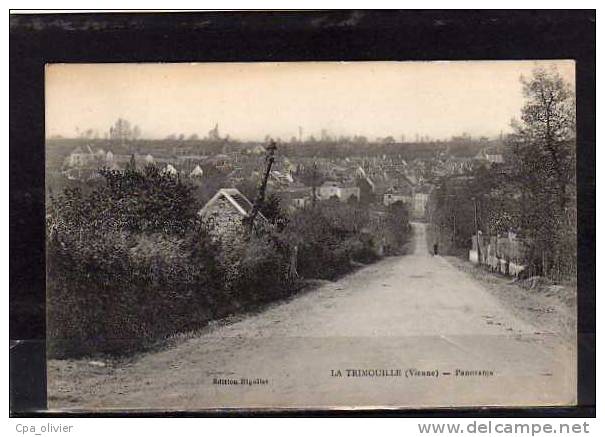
45, 60, 575, 142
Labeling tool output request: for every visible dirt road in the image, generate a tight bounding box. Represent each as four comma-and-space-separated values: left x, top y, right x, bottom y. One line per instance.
48, 223, 576, 410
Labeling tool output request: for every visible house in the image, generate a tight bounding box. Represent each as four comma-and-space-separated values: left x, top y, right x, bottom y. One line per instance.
162, 164, 178, 176
318, 181, 340, 199
475, 148, 504, 164
207, 153, 233, 172
356, 174, 375, 205
383, 188, 412, 207
63, 145, 119, 180
278, 186, 313, 210
198, 188, 266, 238
190, 165, 204, 178
292, 197, 311, 208
285, 191, 312, 209
370, 176, 393, 198
486, 153, 504, 164
413, 192, 430, 217
65, 146, 96, 167
248, 145, 266, 155
412, 185, 433, 218
226, 167, 246, 185
269, 170, 294, 187
400, 172, 417, 189
444, 157, 475, 174
341, 166, 373, 200
318, 181, 360, 202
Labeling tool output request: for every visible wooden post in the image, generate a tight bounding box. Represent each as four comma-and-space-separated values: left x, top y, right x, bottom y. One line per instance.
246, 140, 277, 229
473, 197, 481, 264
288, 244, 299, 281
453, 211, 456, 244
311, 161, 318, 207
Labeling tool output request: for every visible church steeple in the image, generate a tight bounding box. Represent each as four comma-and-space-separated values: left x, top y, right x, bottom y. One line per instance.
208, 123, 220, 141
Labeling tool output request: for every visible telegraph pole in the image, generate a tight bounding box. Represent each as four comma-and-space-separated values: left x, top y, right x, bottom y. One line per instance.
452, 210, 456, 244
311, 161, 318, 207
473, 196, 481, 264
247, 139, 277, 229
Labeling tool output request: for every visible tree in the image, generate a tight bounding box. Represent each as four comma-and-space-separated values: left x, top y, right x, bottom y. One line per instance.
235, 178, 259, 203
384, 200, 411, 249
46, 165, 223, 357
49, 165, 199, 237
125, 154, 137, 173
132, 125, 141, 141
109, 118, 134, 144
427, 177, 476, 254
512, 67, 575, 207
260, 193, 289, 230
506, 66, 576, 278
353, 135, 368, 145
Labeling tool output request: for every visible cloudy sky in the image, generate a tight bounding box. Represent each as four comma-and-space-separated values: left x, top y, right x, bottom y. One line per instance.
45, 60, 575, 141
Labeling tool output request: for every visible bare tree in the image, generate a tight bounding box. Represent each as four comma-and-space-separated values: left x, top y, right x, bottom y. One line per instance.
132, 125, 141, 141
506, 66, 576, 278
109, 118, 134, 144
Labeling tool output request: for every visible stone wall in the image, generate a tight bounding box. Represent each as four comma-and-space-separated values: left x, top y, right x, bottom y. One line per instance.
203, 197, 247, 243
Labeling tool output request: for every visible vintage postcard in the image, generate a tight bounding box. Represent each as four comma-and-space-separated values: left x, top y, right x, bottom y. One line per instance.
45, 61, 577, 410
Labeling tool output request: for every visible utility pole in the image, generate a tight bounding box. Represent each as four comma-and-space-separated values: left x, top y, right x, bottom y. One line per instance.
452, 210, 456, 244
247, 139, 277, 229
473, 196, 481, 264
311, 161, 318, 207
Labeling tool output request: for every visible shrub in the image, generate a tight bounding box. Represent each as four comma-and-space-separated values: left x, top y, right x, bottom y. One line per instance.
285, 202, 380, 279
46, 166, 224, 357
231, 233, 290, 303
46, 166, 402, 358
46, 224, 224, 357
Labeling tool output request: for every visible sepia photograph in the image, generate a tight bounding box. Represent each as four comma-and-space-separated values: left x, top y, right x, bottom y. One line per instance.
43, 60, 578, 411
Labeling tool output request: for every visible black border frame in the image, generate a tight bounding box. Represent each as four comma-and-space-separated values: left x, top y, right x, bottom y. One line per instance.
9, 10, 596, 417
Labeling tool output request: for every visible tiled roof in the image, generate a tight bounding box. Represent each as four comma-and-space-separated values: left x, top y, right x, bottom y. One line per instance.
198, 188, 264, 220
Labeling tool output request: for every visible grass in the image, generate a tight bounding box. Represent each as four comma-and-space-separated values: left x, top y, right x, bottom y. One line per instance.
445, 256, 577, 341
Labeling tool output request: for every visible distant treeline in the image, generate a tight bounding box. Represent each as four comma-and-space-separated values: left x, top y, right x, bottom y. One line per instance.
46, 135, 502, 170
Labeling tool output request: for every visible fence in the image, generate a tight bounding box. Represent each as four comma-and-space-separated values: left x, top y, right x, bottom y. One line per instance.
469, 234, 527, 277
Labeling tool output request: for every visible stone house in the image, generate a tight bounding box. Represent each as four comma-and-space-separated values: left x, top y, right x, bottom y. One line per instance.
198, 188, 266, 240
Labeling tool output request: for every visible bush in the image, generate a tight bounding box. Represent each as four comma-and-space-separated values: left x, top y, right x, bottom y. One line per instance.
46, 166, 406, 358
46, 166, 225, 357
285, 202, 381, 279
46, 225, 224, 357
230, 233, 290, 304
